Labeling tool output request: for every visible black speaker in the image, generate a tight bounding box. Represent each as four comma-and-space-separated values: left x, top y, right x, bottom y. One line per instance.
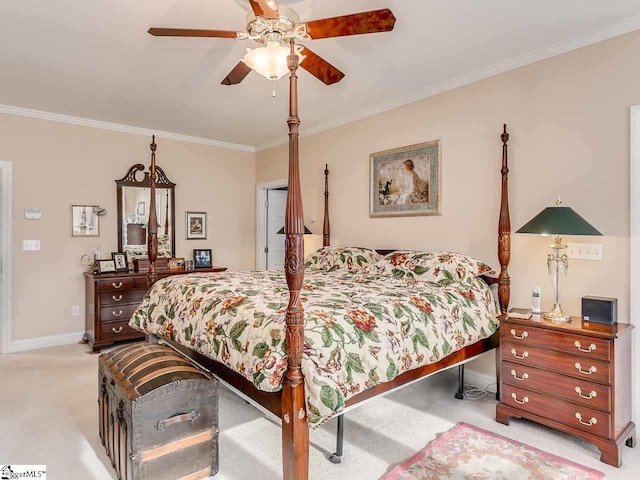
581, 296, 617, 325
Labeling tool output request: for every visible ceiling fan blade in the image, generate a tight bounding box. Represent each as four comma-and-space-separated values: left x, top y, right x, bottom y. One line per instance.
148, 28, 239, 38
248, 0, 279, 19
299, 46, 345, 86
221, 61, 252, 85
305, 8, 396, 40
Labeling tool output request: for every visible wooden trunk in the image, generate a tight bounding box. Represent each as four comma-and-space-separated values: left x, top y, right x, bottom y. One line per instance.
98, 343, 219, 480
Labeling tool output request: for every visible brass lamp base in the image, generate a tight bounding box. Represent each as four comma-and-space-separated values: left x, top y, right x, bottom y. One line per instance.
543, 303, 572, 322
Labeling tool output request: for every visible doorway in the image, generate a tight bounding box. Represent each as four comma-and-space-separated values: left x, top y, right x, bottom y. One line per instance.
630, 105, 640, 420
0, 160, 12, 354
256, 179, 288, 271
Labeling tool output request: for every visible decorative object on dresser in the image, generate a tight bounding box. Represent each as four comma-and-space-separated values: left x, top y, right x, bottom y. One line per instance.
98, 343, 219, 480
146, 2, 396, 86
83, 267, 227, 353
96, 259, 116, 274
111, 252, 128, 273
582, 296, 617, 325
496, 315, 635, 467
516, 197, 602, 322
168, 257, 185, 272
186, 211, 207, 240
507, 307, 532, 319
193, 249, 213, 269
71, 204, 100, 237
116, 148, 176, 260
134, 257, 169, 274
370, 140, 441, 218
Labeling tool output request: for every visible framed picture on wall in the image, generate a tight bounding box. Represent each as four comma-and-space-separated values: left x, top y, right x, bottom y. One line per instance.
136, 201, 146, 216
193, 249, 212, 269
186, 211, 207, 240
71, 205, 100, 237
370, 140, 442, 217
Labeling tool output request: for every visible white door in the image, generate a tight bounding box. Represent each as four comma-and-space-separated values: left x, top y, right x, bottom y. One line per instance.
266, 189, 287, 270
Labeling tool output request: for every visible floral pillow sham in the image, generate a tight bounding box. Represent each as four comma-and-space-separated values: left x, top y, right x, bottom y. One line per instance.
362, 250, 494, 284
304, 246, 381, 272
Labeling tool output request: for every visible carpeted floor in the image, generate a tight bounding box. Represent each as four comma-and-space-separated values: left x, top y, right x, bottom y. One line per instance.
0, 343, 637, 479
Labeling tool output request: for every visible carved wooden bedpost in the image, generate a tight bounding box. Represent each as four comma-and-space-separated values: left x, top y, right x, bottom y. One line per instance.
282, 40, 309, 480
147, 136, 158, 286
498, 124, 511, 315
323, 163, 330, 247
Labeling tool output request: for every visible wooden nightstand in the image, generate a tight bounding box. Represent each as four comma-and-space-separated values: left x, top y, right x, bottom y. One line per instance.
84, 267, 227, 353
496, 315, 636, 467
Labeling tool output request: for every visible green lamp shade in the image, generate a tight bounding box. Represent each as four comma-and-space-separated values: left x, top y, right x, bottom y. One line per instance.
277, 225, 313, 234
516, 207, 602, 236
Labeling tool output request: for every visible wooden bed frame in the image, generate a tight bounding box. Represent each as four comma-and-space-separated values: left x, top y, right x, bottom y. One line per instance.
145, 42, 511, 480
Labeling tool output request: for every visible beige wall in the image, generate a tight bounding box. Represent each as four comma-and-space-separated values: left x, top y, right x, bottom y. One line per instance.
1, 114, 255, 341
257, 31, 640, 376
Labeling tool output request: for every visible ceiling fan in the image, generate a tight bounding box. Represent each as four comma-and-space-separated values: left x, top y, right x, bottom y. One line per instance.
148, 0, 396, 86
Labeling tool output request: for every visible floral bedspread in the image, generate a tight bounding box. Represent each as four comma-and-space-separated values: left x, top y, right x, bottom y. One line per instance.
129, 270, 499, 427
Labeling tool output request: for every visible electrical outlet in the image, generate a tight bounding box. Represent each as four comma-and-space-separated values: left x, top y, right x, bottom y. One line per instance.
71, 305, 80, 316
567, 243, 603, 260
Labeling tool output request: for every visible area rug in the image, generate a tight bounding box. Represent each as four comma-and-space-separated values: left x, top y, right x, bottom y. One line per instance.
382, 423, 604, 480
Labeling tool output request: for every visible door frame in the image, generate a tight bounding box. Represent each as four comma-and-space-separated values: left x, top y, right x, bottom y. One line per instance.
256, 179, 287, 270
630, 105, 640, 420
0, 161, 12, 354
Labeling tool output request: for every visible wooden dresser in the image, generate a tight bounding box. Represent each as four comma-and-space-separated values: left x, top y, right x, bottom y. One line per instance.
84, 267, 227, 353
496, 315, 635, 466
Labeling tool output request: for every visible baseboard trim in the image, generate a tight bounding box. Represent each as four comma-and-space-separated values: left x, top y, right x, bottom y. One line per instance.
10, 331, 85, 353
465, 368, 498, 394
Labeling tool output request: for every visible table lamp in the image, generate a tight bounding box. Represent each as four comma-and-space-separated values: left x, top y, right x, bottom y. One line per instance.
516, 197, 602, 322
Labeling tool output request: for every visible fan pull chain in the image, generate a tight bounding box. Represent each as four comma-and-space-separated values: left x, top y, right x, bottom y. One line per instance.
272, 79, 276, 97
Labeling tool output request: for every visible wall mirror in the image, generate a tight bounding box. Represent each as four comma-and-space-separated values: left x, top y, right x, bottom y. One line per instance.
116, 164, 176, 258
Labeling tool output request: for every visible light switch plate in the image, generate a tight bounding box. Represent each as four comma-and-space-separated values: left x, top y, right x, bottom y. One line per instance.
567, 243, 603, 260
22, 240, 41, 251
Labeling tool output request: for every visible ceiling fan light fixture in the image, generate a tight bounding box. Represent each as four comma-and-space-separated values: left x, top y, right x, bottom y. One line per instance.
242, 41, 305, 81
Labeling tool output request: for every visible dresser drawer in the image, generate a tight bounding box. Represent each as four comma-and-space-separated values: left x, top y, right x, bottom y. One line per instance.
100, 289, 146, 306
100, 278, 135, 292
502, 384, 611, 438
100, 320, 142, 340
502, 361, 611, 411
502, 321, 611, 361
100, 304, 140, 323
503, 340, 611, 384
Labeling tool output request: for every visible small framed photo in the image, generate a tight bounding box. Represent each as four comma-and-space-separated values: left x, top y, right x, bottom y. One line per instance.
186, 211, 207, 240
111, 252, 129, 273
97, 259, 116, 274
193, 249, 212, 269
71, 205, 100, 237
137, 201, 146, 216
169, 257, 186, 272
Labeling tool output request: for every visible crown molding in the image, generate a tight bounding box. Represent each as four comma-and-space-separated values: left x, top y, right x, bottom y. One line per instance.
0, 104, 256, 153
255, 13, 640, 152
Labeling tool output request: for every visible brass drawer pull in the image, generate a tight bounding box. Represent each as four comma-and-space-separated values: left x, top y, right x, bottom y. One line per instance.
111, 326, 123, 334
112, 282, 123, 289
112, 310, 123, 317
510, 369, 528, 381
575, 412, 597, 427
574, 341, 596, 353
575, 386, 597, 400
511, 393, 529, 405
510, 348, 528, 360
112, 294, 123, 302
574, 363, 597, 375
510, 329, 528, 339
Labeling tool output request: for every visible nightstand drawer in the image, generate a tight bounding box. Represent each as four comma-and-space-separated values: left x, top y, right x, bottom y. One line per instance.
100, 304, 140, 323
503, 361, 611, 411
100, 289, 146, 306
502, 384, 611, 438
502, 321, 611, 361
503, 340, 611, 384
100, 320, 141, 340
100, 278, 135, 292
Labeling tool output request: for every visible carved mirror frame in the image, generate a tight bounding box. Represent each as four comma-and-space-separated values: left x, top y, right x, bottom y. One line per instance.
116, 164, 176, 257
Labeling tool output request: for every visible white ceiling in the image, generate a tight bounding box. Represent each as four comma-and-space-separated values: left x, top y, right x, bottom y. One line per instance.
1, 0, 640, 149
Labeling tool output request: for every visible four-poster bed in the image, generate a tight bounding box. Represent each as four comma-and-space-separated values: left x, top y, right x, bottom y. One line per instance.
135, 43, 511, 480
